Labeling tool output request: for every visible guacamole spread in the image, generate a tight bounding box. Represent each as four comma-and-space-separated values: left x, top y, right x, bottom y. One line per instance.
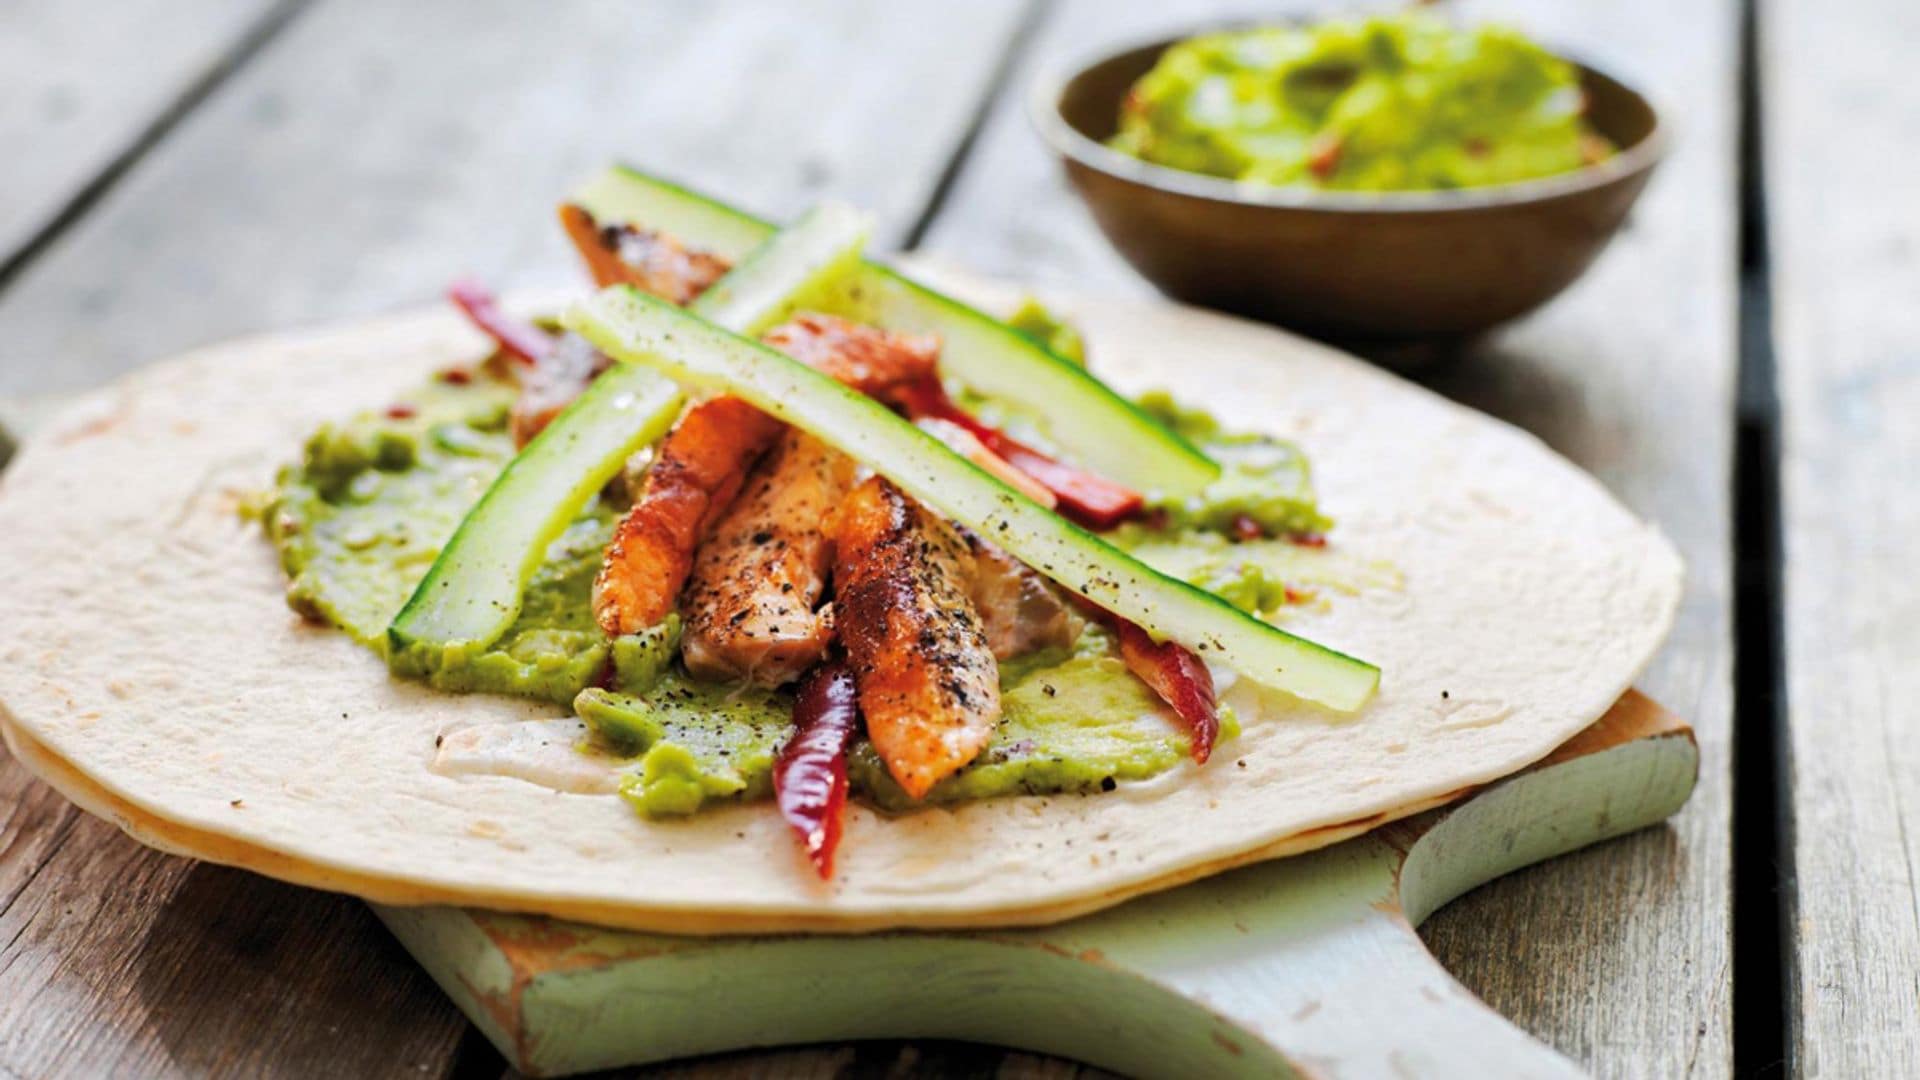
265, 359, 1360, 819
266, 377, 614, 705
1108, 14, 1609, 192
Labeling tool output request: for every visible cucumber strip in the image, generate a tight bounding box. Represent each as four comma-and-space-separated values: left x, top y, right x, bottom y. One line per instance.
384, 366, 681, 660
387, 203, 873, 658
687, 200, 871, 336
570, 165, 1220, 499
567, 288, 1379, 712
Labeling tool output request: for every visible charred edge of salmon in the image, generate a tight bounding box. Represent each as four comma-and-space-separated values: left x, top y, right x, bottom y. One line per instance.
588, 315, 937, 642
558, 204, 731, 303
835, 478, 1001, 799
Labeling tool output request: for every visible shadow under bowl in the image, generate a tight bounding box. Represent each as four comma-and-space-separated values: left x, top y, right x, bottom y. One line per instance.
1033, 38, 1666, 343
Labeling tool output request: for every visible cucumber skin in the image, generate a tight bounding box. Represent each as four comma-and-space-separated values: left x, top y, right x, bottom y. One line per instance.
568, 287, 1378, 712
570, 165, 1220, 498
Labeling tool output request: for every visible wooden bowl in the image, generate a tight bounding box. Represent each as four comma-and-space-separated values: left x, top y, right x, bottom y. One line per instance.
1031, 37, 1666, 342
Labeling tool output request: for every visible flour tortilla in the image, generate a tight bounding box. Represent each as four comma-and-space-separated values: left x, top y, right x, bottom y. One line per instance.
0, 276, 1681, 934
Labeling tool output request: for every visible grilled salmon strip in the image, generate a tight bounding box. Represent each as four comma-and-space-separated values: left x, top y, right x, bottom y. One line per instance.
761, 314, 938, 398
593, 397, 784, 636
559, 204, 731, 300
834, 477, 1002, 799
681, 430, 857, 686
594, 315, 944, 637
964, 533, 1082, 661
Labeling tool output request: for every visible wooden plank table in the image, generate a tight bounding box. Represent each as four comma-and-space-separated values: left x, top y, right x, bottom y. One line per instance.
1767, 0, 1920, 1074
0, 0, 1904, 1074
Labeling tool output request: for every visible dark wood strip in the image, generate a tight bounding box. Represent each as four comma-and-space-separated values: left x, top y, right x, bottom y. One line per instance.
1730, 0, 1792, 1073
898, 1, 1051, 252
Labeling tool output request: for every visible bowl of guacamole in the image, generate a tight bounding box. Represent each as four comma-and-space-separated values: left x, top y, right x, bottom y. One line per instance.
1032, 14, 1665, 340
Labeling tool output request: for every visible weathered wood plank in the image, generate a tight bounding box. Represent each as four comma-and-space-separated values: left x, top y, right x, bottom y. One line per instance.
1418, 6, 1738, 1075
0, 0, 284, 271
920, 2, 1738, 1076
1765, 0, 1920, 1072
0, 0, 1032, 406
0, 746, 469, 1078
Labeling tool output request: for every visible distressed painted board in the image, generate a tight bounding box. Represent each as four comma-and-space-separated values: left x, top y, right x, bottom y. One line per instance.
0, 0, 1030, 410
919, 1, 1737, 1073
0, 0, 285, 270
1765, 0, 1920, 1072
383, 693, 1696, 1079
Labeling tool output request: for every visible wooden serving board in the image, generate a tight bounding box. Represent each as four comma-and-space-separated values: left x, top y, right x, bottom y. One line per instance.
377, 690, 1694, 1079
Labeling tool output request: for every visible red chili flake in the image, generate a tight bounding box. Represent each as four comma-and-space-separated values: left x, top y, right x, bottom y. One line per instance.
1289, 532, 1328, 548
1307, 134, 1344, 180
385, 403, 418, 420
1229, 514, 1265, 542
1284, 586, 1314, 606
437, 366, 474, 385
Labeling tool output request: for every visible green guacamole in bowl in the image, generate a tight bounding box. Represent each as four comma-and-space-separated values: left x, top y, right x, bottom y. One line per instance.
1106, 14, 1610, 192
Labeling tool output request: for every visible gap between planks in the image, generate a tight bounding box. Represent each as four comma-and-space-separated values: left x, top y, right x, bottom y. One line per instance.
0, 0, 314, 297
1730, 0, 1794, 1077
899, 0, 1055, 252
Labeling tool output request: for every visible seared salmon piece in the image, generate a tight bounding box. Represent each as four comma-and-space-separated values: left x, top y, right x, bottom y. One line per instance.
964, 534, 1082, 661
559, 204, 731, 301
834, 477, 1001, 798
592, 397, 783, 636
594, 314, 939, 640
508, 333, 608, 447
761, 314, 938, 398
681, 431, 857, 686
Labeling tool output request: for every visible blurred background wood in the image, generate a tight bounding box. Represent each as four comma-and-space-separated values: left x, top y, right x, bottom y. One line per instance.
0, 0, 288, 271
1767, 0, 1920, 1074
0, 0, 1029, 405
3, 0, 1900, 1074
